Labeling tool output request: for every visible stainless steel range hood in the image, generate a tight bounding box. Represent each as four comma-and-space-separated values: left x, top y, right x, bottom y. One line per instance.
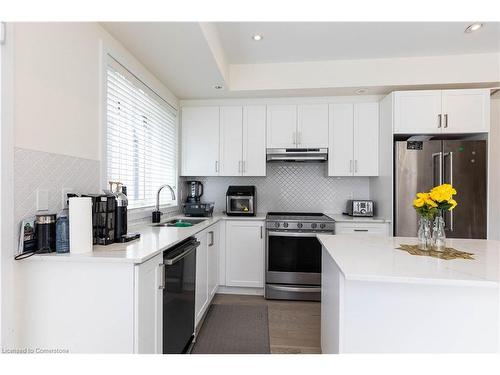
266, 148, 328, 162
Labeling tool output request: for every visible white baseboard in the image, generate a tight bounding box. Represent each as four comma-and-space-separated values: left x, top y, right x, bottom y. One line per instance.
216, 286, 264, 296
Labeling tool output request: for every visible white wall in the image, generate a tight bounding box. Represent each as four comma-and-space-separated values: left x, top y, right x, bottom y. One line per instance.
2, 22, 179, 349
12, 22, 178, 161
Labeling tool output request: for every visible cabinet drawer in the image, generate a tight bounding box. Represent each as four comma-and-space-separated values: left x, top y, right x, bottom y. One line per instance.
335, 222, 388, 235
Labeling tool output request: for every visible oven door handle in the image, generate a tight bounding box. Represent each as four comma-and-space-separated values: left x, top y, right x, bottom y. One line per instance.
267, 284, 321, 293
267, 231, 326, 237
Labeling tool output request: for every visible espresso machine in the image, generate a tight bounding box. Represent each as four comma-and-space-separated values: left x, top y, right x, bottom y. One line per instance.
183, 181, 214, 217
108, 181, 140, 243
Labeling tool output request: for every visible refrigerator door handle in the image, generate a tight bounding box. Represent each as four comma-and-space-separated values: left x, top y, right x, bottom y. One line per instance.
432, 152, 443, 186
448, 151, 453, 232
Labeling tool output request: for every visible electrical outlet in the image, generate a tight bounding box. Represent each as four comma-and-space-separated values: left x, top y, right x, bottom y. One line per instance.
62, 188, 75, 209
36, 189, 49, 211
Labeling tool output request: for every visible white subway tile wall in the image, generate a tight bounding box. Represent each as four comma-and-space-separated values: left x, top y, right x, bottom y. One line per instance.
182, 163, 370, 214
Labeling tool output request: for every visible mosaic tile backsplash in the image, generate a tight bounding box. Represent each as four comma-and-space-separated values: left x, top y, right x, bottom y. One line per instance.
14, 148, 101, 244
182, 163, 370, 214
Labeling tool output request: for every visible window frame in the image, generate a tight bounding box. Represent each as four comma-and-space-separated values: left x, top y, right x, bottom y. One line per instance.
102, 53, 179, 216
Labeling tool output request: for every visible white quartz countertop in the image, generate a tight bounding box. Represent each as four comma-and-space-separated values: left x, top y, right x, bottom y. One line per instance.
25, 214, 266, 264
327, 214, 391, 223
318, 234, 500, 287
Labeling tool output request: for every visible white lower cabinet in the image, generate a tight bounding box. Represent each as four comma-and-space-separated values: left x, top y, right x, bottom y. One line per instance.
134, 253, 163, 354
335, 222, 390, 235
195, 223, 220, 328
225, 220, 265, 288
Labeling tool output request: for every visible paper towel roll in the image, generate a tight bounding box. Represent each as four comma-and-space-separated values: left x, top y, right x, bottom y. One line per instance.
69, 197, 93, 254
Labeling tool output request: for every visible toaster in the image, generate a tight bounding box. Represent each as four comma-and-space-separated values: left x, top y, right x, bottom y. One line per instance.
345, 200, 374, 217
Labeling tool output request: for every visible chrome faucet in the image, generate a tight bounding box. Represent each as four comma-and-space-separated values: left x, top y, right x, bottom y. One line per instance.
152, 184, 176, 223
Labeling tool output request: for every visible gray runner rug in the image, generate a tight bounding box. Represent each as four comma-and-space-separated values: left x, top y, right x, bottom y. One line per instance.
192, 304, 270, 354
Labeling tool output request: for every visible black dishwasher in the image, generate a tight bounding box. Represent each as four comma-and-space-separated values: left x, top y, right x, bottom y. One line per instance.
163, 237, 199, 354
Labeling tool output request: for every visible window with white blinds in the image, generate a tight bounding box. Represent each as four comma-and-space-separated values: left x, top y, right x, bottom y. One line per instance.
106, 56, 178, 209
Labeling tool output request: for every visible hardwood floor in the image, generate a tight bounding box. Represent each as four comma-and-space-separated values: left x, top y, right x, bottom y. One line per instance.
212, 294, 321, 354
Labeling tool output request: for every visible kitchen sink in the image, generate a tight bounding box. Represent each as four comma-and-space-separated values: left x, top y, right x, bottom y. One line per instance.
152, 218, 206, 227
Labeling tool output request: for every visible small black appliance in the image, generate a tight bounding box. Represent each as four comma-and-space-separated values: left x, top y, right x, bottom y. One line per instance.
186, 181, 204, 203
226, 186, 256, 216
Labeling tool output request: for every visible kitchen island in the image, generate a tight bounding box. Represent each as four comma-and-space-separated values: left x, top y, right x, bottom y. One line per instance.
318, 234, 500, 353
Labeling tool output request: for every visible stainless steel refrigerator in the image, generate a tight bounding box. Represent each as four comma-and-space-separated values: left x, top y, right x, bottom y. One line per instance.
394, 139, 487, 239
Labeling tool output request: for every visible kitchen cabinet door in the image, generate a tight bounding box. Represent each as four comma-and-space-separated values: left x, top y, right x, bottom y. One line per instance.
328, 103, 354, 176
353, 102, 379, 176
219, 106, 243, 176
394, 91, 442, 134
225, 220, 265, 288
207, 224, 219, 300
242, 105, 266, 176
181, 106, 220, 176
297, 104, 329, 148
195, 231, 209, 327
134, 253, 163, 354
266, 105, 297, 148
441, 89, 490, 134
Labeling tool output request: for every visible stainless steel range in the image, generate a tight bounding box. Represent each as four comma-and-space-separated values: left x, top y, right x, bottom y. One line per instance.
265, 212, 335, 301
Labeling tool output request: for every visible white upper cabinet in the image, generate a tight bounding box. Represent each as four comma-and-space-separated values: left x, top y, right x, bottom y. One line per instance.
181, 105, 266, 177
329, 103, 354, 176
393, 89, 490, 134
297, 104, 329, 148
353, 102, 379, 176
219, 106, 243, 176
394, 90, 442, 134
242, 105, 267, 176
181, 106, 220, 176
441, 89, 490, 134
266, 105, 297, 148
328, 102, 379, 177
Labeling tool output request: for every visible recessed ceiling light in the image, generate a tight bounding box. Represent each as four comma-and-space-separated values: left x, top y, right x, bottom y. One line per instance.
213, 84, 224, 90
355, 88, 368, 95
465, 23, 484, 33
252, 34, 263, 41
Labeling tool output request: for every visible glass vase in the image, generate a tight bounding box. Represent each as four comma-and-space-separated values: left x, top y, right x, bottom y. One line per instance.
432, 214, 447, 251
417, 216, 432, 250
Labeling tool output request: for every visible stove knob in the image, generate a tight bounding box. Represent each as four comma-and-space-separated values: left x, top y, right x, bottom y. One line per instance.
297, 223, 303, 229
275, 222, 280, 228
311, 223, 317, 229
320, 223, 326, 229
283, 222, 289, 228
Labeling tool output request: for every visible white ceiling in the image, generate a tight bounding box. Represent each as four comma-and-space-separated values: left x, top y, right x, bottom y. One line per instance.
216, 22, 500, 64
101, 22, 500, 99
101, 22, 226, 99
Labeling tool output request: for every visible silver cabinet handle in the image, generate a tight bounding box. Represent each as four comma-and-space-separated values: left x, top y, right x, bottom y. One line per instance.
444, 114, 448, 128
208, 231, 214, 247
158, 263, 165, 290
260, 226, 263, 239
438, 114, 442, 128
215, 161, 219, 173
243, 161, 246, 174
353, 229, 369, 232
349, 160, 353, 173
354, 160, 358, 173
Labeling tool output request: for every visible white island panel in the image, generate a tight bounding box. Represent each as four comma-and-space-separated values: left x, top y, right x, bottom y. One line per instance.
320, 235, 500, 353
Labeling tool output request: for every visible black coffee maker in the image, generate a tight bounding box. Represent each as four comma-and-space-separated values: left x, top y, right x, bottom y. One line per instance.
186, 181, 203, 203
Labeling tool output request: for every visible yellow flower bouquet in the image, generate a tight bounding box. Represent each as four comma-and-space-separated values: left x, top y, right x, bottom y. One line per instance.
413, 183, 458, 219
